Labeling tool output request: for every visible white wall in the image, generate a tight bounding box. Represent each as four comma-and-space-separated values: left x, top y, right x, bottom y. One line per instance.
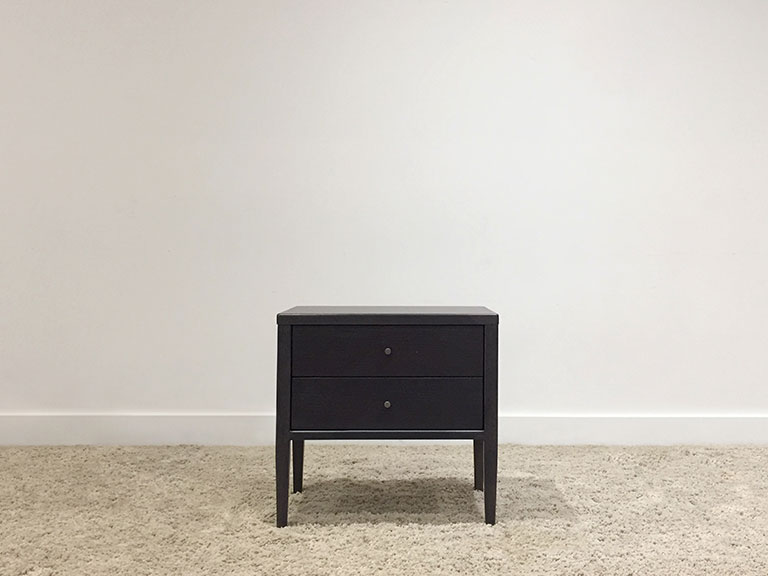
2, 1, 768, 444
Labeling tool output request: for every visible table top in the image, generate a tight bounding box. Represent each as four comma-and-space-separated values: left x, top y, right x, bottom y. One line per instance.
277, 306, 498, 325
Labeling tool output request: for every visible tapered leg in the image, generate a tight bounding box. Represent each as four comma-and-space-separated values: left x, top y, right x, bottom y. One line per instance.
483, 323, 498, 525
483, 437, 497, 524
276, 438, 290, 527
293, 439, 304, 493
473, 439, 484, 490
276, 324, 292, 527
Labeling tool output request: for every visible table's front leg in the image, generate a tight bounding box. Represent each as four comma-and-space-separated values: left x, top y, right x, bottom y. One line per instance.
483, 436, 497, 524
276, 438, 290, 527
483, 323, 498, 525
276, 325, 291, 527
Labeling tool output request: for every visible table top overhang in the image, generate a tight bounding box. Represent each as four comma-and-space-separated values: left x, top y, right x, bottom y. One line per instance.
277, 306, 498, 325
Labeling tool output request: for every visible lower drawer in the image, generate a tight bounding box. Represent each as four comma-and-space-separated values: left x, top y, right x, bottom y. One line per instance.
291, 377, 483, 430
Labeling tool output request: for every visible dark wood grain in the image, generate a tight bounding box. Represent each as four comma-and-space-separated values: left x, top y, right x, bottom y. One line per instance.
275, 306, 499, 526
292, 377, 483, 430
483, 323, 498, 524
292, 325, 483, 377
275, 325, 291, 527
290, 430, 484, 440
292, 439, 304, 493
473, 439, 484, 491
277, 306, 498, 325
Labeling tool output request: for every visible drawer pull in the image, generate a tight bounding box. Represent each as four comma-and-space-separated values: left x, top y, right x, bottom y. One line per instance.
383, 400, 391, 409
384, 347, 392, 356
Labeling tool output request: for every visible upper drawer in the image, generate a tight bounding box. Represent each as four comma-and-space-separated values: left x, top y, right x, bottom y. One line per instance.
292, 325, 483, 377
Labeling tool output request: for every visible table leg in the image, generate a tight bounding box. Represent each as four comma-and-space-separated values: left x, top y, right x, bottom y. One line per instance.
483, 437, 497, 524
276, 437, 290, 527
473, 439, 484, 490
293, 439, 304, 493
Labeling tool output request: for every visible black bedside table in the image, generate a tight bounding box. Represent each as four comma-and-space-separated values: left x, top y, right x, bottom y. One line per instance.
275, 306, 499, 526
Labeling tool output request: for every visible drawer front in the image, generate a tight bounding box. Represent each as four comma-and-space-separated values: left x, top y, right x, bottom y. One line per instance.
291, 378, 483, 430
292, 325, 483, 377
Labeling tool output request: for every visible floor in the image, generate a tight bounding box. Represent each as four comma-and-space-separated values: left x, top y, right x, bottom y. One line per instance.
1, 444, 767, 575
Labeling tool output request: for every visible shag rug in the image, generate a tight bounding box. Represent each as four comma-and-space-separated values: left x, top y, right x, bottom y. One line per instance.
1, 445, 767, 575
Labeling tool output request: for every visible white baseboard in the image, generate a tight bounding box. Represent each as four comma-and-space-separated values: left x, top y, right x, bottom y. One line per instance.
503, 414, 768, 445
0, 413, 274, 446
1, 413, 767, 445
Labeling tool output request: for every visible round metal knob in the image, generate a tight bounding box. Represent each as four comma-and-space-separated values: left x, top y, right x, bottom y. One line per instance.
384, 347, 392, 356
384, 400, 391, 409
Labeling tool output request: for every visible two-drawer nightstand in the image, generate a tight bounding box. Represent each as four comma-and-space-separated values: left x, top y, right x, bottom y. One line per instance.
275, 306, 499, 526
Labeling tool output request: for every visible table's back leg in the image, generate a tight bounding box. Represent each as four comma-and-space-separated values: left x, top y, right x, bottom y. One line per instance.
473, 439, 484, 490
293, 439, 304, 493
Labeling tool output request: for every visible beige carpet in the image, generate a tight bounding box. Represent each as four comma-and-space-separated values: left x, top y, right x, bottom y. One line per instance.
1, 445, 767, 575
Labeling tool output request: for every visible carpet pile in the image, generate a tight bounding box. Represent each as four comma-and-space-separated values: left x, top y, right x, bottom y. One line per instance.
1, 444, 767, 574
